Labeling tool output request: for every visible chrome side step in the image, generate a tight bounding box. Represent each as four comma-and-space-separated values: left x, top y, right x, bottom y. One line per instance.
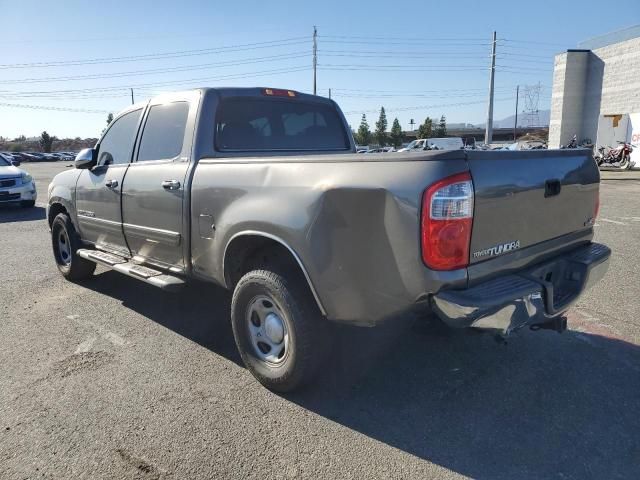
77, 249, 186, 292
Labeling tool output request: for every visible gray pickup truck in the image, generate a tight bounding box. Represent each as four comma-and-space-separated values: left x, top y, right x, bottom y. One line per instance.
47, 87, 610, 391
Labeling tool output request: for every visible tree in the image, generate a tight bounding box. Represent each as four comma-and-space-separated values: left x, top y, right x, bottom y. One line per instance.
417, 117, 433, 139
14, 135, 26, 142
390, 118, 403, 148
374, 106, 388, 146
435, 115, 447, 137
39, 131, 55, 153
102, 113, 114, 135
355, 114, 372, 146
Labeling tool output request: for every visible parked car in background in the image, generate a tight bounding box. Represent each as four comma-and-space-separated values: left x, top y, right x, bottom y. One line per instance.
427, 137, 464, 150
397, 139, 428, 152
22, 152, 45, 162
0, 154, 37, 207
397, 137, 464, 152
9, 152, 26, 162
0, 152, 21, 166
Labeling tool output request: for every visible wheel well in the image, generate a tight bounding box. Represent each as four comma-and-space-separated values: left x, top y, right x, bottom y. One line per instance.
48, 203, 67, 228
224, 235, 300, 288
224, 234, 325, 315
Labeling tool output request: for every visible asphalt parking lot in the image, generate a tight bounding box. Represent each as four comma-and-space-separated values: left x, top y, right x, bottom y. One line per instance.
1, 162, 639, 479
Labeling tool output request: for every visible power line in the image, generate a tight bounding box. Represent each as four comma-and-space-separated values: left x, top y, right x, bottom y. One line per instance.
319, 66, 488, 72
342, 97, 513, 115
0, 37, 309, 69
0, 51, 311, 84
500, 38, 567, 47
0, 102, 109, 113
2, 65, 312, 97
320, 51, 492, 59
320, 39, 492, 46
321, 34, 490, 42
332, 85, 528, 93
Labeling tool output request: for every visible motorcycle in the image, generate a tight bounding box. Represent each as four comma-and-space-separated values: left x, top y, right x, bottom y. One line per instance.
595, 142, 636, 170
562, 134, 578, 149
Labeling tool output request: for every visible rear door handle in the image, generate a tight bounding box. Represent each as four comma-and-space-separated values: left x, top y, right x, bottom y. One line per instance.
105, 179, 118, 189
544, 179, 561, 197
161, 180, 181, 190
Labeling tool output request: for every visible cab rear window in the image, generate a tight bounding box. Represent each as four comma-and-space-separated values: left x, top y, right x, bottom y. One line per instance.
215, 98, 350, 152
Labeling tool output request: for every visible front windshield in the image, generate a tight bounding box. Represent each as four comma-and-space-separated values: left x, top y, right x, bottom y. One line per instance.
0, 156, 11, 167
405, 140, 417, 149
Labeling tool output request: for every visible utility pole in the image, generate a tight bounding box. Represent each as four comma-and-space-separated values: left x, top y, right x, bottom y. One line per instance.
513, 85, 519, 141
313, 26, 317, 95
130, 88, 135, 105
484, 31, 497, 145
410, 118, 415, 131
328, 88, 331, 99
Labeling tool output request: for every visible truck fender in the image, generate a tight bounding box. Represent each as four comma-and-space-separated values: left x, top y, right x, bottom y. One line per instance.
222, 230, 328, 317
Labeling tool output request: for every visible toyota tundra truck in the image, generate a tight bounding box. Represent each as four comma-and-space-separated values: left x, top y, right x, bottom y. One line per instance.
47, 87, 610, 391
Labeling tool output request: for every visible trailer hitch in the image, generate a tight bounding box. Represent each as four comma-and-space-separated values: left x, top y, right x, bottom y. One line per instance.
530, 315, 567, 334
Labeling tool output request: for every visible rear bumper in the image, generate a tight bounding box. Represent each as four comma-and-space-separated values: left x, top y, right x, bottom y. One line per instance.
431, 242, 610, 334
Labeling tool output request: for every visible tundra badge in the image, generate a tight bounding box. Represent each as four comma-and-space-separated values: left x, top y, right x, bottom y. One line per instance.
473, 240, 521, 259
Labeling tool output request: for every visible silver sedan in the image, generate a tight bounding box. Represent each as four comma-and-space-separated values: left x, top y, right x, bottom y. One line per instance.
0, 154, 37, 208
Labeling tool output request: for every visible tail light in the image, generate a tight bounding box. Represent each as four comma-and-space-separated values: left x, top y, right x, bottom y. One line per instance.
263, 88, 296, 97
421, 172, 474, 270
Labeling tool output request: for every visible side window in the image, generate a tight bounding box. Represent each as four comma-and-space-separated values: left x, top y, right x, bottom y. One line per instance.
137, 102, 189, 162
97, 109, 142, 165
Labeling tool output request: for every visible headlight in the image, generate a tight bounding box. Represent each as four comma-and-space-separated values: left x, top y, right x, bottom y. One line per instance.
21, 172, 32, 185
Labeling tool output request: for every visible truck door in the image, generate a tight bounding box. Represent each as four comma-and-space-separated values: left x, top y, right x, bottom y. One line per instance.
75, 108, 143, 256
120, 99, 193, 272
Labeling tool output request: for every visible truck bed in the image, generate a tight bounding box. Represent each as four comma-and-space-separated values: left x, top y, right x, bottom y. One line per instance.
190, 148, 599, 325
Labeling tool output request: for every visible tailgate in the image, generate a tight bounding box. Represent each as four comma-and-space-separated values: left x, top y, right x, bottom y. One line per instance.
467, 149, 599, 265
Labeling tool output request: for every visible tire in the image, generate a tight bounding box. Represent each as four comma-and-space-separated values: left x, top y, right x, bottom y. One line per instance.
51, 212, 96, 280
619, 155, 630, 170
231, 269, 327, 392
20, 200, 35, 208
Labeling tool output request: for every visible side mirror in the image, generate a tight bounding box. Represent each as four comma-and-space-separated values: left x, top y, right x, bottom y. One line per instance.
75, 148, 96, 169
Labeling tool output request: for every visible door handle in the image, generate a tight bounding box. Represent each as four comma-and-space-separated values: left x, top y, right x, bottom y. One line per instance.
105, 179, 118, 189
544, 179, 561, 197
161, 180, 181, 190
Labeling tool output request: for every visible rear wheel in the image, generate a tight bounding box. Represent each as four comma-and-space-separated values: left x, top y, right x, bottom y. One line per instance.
51, 213, 96, 280
619, 156, 629, 170
231, 269, 327, 392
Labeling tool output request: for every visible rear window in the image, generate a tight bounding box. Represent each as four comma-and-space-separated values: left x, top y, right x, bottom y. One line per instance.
215, 98, 349, 152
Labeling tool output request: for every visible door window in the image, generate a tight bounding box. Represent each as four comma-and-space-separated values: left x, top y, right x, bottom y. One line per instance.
97, 109, 142, 165
137, 102, 189, 162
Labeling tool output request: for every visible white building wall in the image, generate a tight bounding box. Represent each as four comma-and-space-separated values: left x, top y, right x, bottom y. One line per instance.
549, 34, 640, 148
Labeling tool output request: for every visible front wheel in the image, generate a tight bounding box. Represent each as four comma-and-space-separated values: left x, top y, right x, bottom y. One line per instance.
51, 213, 96, 280
231, 269, 327, 392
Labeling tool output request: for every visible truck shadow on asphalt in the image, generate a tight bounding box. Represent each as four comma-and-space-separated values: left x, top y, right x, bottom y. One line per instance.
81, 270, 640, 480
0, 205, 46, 223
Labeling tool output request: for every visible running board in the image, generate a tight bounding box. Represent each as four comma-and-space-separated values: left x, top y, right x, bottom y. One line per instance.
77, 249, 186, 292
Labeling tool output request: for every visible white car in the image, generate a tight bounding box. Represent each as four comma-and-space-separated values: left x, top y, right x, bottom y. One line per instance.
0, 154, 37, 208
398, 137, 464, 152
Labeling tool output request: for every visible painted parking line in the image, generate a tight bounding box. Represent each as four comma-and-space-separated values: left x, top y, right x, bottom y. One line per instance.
599, 218, 627, 225
66, 314, 128, 352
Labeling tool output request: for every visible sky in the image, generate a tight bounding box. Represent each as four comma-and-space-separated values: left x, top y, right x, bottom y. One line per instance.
1, 0, 639, 139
